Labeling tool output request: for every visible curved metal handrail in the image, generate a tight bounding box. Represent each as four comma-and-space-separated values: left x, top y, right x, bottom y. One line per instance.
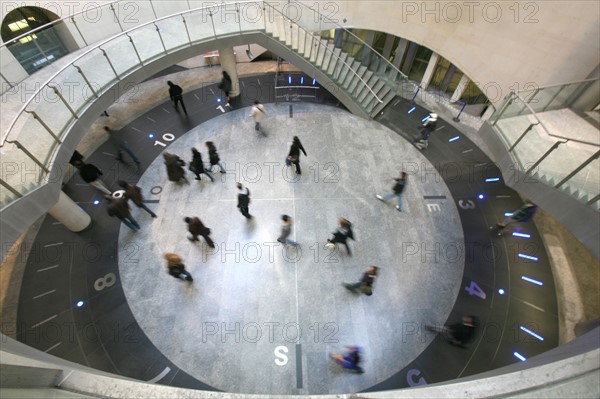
0, 1, 262, 148
0, 0, 122, 49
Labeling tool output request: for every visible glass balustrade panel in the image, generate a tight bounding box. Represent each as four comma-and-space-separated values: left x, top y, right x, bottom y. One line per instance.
185, 9, 216, 43
211, 4, 242, 37
238, 1, 265, 32
75, 48, 119, 95
155, 17, 189, 52
114, 0, 156, 31
69, 6, 123, 46
100, 35, 142, 77
527, 85, 561, 113
128, 25, 166, 64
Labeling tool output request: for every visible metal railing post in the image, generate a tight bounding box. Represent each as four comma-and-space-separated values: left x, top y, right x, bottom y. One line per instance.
110, 3, 124, 32
209, 12, 217, 38
587, 194, 600, 206
48, 85, 78, 118
74, 65, 98, 98
555, 150, 600, 188
182, 15, 192, 45
0, 72, 13, 90
148, 0, 158, 19
154, 23, 167, 55
526, 141, 567, 175
0, 178, 23, 198
127, 34, 144, 66
7, 140, 50, 173
491, 93, 514, 125
100, 48, 120, 79
70, 16, 88, 46
508, 123, 539, 152
25, 111, 62, 143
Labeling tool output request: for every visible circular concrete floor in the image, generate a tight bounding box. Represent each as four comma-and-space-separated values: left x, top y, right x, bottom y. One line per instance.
118, 103, 465, 395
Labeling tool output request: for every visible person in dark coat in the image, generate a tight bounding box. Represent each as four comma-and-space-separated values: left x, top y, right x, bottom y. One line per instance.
105, 195, 140, 231
184, 216, 215, 248
74, 160, 112, 195
117, 180, 156, 218
326, 217, 354, 256
163, 152, 188, 183
286, 136, 308, 175
236, 182, 252, 219
167, 81, 187, 114
104, 126, 140, 165
414, 112, 437, 150
218, 71, 232, 104
376, 172, 407, 212
206, 141, 226, 173
164, 252, 193, 282
426, 315, 477, 348
189, 148, 214, 182
343, 266, 378, 296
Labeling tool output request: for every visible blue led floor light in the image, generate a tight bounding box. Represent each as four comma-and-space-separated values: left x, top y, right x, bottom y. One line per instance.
449, 136, 460, 142
521, 276, 543, 286
408, 106, 416, 114
514, 352, 526, 361
519, 326, 544, 341
518, 253, 539, 261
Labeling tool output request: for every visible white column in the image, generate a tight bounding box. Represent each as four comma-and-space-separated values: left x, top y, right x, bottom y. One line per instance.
420, 52, 439, 90
219, 47, 239, 97
451, 74, 471, 102
48, 191, 91, 232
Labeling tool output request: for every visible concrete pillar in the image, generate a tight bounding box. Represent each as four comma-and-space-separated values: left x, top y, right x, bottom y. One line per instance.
481, 104, 496, 121
393, 38, 409, 70
440, 64, 457, 92
360, 31, 375, 66
48, 191, 91, 232
420, 52, 439, 90
218, 47, 239, 97
401, 42, 418, 75
451, 74, 470, 102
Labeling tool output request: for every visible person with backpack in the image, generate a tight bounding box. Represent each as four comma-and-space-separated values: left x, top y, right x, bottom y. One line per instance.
414, 112, 437, 150
493, 200, 538, 235
330, 345, 364, 373
343, 266, 378, 296
326, 217, 355, 256
376, 171, 407, 212
164, 252, 193, 282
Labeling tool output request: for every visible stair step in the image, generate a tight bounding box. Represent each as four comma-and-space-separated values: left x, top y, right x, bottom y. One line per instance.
315, 40, 328, 68
321, 44, 335, 72
309, 35, 321, 63
346, 66, 367, 91
276, 19, 284, 43
348, 66, 373, 98
297, 28, 306, 55
342, 60, 362, 89
303, 33, 313, 59
336, 56, 354, 85
370, 90, 396, 117
332, 52, 348, 80
359, 77, 383, 103
327, 48, 342, 75
290, 24, 300, 50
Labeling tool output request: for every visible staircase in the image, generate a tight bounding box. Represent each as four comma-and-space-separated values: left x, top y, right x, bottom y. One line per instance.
264, 9, 398, 118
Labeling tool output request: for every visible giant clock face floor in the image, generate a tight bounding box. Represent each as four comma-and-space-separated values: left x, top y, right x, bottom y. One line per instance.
16, 75, 557, 395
